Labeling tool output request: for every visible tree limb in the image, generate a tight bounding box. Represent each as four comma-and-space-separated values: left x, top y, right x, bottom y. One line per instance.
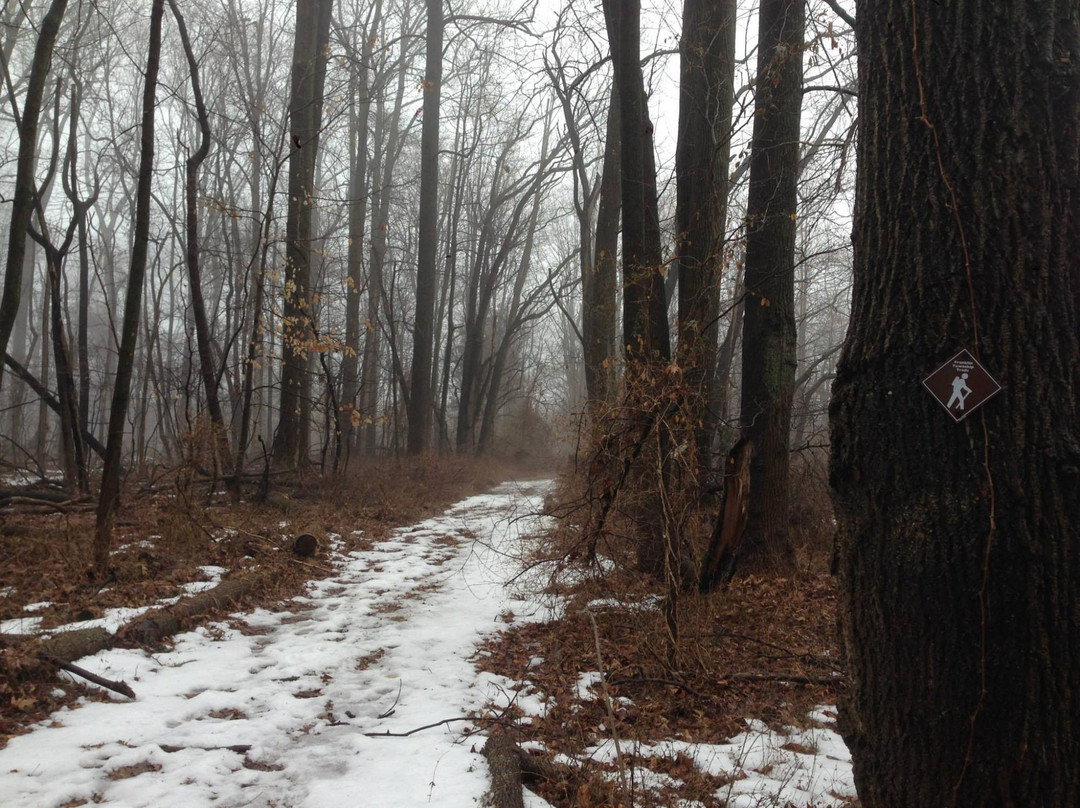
3, 353, 107, 458
820, 0, 855, 29
39, 651, 136, 699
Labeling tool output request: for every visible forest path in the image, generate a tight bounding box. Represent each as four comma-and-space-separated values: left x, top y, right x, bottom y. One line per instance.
0, 480, 555, 808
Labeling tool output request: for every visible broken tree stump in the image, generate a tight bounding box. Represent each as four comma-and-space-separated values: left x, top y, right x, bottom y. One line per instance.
699, 438, 753, 592
292, 533, 318, 557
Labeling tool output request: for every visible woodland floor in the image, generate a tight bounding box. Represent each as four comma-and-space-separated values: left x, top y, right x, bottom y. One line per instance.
0, 461, 854, 807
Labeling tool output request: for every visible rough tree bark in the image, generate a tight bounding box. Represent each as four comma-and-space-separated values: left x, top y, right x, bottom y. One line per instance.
830, 1, 1080, 806
602, 0, 675, 580
407, 0, 443, 455
676, 0, 737, 484
274, 0, 332, 466
604, 0, 669, 365
738, 0, 804, 571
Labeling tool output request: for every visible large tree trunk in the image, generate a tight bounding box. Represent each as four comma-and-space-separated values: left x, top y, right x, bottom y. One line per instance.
274, 0, 332, 466
603, 0, 675, 580
675, 0, 737, 485
829, 2, 1080, 806
407, 0, 443, 455
738, 0, 804, 571
93, 0, 165, 576
605, 0, 669, 366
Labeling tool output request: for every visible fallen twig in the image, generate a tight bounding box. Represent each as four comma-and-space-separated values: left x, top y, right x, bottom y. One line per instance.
362, 716, 474, 737
695, 631, 839, 671
716, 671, 843, 686
607, 676, 705, 699
378, 680, 402, 719
40, 652, 136, 699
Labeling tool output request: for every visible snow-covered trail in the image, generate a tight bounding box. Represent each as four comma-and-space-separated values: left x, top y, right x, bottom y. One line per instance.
0, 480, 555, 808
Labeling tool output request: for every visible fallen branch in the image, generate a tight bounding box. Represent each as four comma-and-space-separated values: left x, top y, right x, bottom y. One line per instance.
694, 631, 839, 671
716, 671, 843, 686
378, 680, 402, 719
362, 716, 474, 737
607, 676, 705, 699
0, 495, 78, 512
40, 651, 136, 699
584, 608, 629, 801
0, 523, 70, 538
2, 353, 107, 458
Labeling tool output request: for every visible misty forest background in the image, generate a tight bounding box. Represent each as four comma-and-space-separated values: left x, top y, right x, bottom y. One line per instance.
0, 0, 852, 514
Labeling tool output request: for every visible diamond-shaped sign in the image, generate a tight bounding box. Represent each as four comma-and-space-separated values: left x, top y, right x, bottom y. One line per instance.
922, 349, 1002, 422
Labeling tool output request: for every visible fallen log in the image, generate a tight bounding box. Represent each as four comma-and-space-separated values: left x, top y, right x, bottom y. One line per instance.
292, 533, 318, 557
120, 571, 271, 647
0, 523, 71, 538
0, 571, 270, 661
1, 627, 115, 661
479, 734, 577, 807
482, 730, 525, 808
40, 627, 113, 660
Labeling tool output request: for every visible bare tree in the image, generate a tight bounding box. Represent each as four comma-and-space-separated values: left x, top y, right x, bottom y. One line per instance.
94, 0, 165, 575
0, 0, 69, 390
170, 0, 233, 479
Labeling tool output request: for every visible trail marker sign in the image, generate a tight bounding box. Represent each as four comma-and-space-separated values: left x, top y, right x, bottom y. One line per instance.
922, 349, 1002, 422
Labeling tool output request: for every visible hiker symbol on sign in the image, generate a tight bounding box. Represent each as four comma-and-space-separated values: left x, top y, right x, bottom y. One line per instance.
922, 349, 1002, 422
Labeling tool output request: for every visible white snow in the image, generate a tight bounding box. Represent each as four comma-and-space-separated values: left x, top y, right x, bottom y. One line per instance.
0, 480, 855, 808
584, 713, 855, 807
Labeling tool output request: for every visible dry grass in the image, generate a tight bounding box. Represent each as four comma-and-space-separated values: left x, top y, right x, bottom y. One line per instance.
473, 461, 846, 808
